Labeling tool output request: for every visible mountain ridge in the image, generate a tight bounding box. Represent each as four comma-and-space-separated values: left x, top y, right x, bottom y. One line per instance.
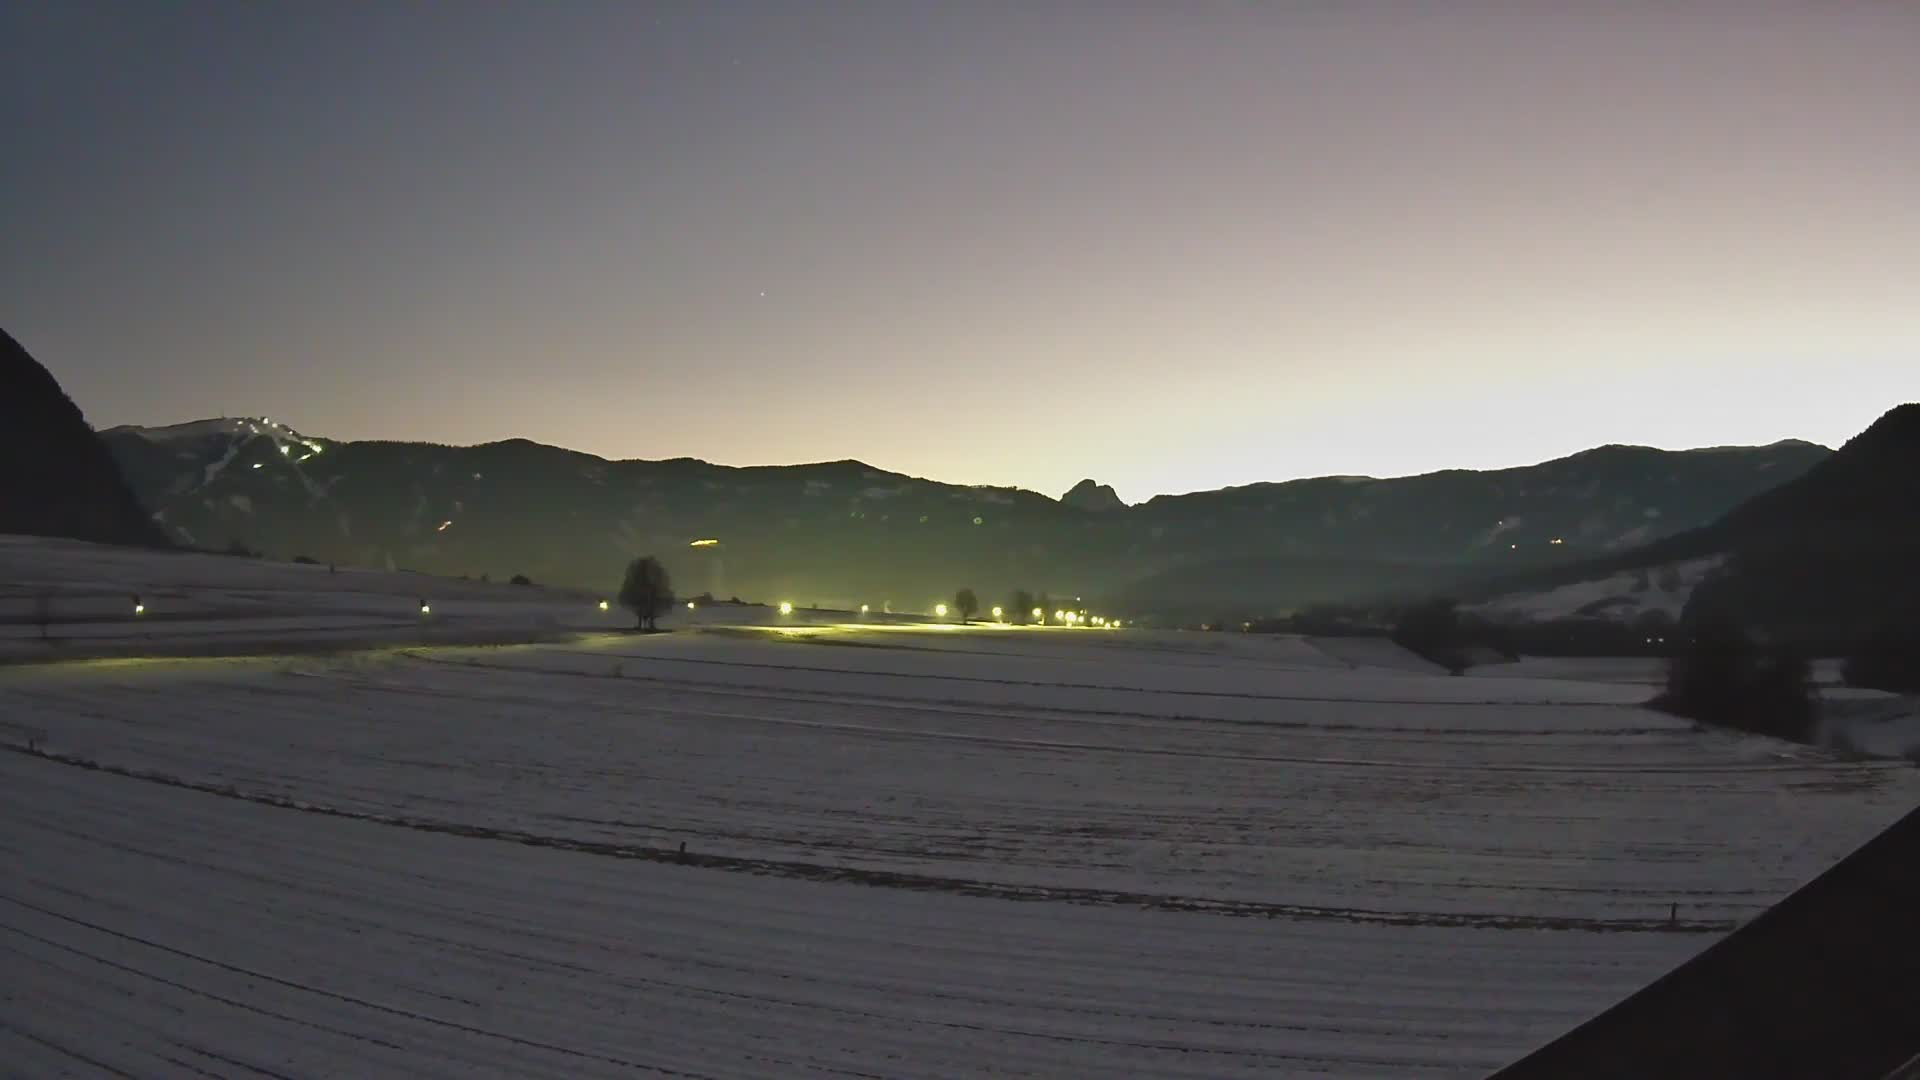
1466, 403, 1918, 643
102, 413, 1833, 611
107, 416, 1839, 504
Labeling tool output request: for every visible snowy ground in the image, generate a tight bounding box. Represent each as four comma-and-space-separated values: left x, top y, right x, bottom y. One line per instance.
4, 536, 1917, 1076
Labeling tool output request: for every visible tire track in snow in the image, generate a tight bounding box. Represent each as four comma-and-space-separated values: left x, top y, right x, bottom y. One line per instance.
391, 651, 1680, 737
411, 646, 1640, 708
305, 662, 1808, 776
0, 896, 723, 1079
5, 745, 1737, 934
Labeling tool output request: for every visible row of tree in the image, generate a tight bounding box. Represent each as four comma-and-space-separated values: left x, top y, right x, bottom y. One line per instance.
949, 588, 1076, 623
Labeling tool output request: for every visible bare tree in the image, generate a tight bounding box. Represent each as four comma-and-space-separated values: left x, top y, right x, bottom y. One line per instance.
954, 587, 979, 623
620, 556, 674, 631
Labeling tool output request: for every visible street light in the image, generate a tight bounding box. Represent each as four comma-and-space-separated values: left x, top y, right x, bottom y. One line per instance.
686, 601, 696, 610
1032, 607, 1044, 622
991, 606, 1003, 620
598, 600, 609, 611
860, 604, 870, 614
779, 601, 793, 615
934, 603, 949, 618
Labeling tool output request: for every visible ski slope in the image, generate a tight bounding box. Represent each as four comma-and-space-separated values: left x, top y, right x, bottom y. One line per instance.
4, 536, 1917, 1076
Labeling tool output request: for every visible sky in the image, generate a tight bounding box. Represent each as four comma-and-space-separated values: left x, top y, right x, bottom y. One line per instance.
4, 2, 1917, 502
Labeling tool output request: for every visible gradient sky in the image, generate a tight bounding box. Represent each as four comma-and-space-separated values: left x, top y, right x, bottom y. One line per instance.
5, 2, 1916, 502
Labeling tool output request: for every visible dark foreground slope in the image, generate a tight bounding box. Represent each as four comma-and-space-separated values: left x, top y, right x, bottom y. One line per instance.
1492, 802, 1920, 1080
1680, 403, 1919, 642
0, 330, 167, 548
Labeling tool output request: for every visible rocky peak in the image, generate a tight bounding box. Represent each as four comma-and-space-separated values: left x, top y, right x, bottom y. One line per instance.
1062, 479, 1125, 512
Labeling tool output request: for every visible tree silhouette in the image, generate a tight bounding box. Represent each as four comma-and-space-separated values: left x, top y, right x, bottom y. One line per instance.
1036, 592, 1052, 623
619, 556, 674, 631
1009, 589, 1035, 624
954, 588, 979, 623
1659, 615, 1815, 741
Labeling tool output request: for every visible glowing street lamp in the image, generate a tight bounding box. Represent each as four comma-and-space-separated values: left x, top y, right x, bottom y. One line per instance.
1032, 607, 1044, 622
779, 601, 793, 615
132, 596, 145, 616
598, 600, 609, 611
686, 600, 697, 610
991, 606, 1003, 620
934, 603, 949, 618
860, 604, 870, 614
419, 603, 432, 615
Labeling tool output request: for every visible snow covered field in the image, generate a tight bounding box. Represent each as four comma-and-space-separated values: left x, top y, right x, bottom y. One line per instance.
4, 537, 1917, 1076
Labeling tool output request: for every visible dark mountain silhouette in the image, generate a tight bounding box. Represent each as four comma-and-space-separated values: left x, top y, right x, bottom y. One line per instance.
1061, 479, 1125, 512
102, 416, 1827, 612
1677, 403, 1919, 642
0, 330, 168, 548
1473, 404, 1918, 645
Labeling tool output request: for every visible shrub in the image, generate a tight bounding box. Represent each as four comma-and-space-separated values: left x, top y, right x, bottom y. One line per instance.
509, 574, 533, 586
291, 554, 320, 565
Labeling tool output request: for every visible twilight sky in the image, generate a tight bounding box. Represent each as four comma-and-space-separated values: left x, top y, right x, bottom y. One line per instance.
4, 2, 1916, 502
